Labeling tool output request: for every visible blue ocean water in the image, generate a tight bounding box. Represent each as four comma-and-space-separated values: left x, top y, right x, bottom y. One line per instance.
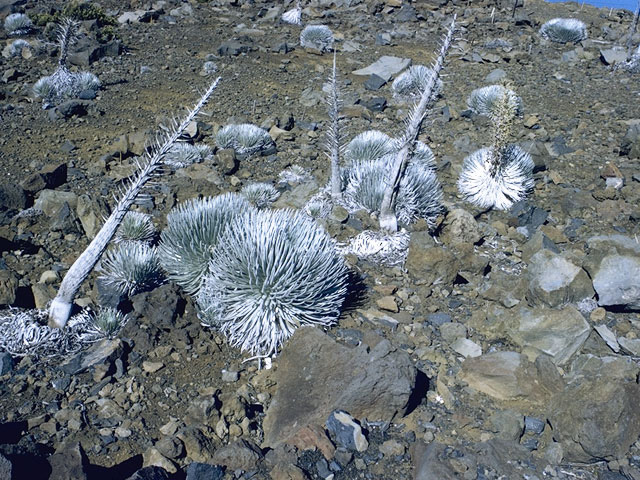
546, 0, 638, 11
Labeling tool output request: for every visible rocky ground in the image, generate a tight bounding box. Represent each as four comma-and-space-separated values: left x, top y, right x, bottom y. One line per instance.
1, 0, 640, 479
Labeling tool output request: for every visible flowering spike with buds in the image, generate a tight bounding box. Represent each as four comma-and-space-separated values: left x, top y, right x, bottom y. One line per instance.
48, 77, 221, 329
379, 15, 456, 232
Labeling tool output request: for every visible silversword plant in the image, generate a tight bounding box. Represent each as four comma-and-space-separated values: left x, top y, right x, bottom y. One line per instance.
114, 211, 156, 244
164, 142, 212, 168
539, 18, 587, 43
300, 25, 334, 52
458, 88, 534, 210
33, 18, 100, 108
197, 208, 348, 356
98, 242, 164, 297
215, 123, 274, 156
282, 0, 302, 25
158, 193, 252, 295
344, 130, 396, 164
241, 183, 280, 209
7, 39, 31, 57
4, 13, 33, 35
392, 65, 443, 101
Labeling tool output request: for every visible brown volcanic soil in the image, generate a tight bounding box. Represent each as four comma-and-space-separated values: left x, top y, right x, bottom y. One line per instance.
0, 0, 639, 479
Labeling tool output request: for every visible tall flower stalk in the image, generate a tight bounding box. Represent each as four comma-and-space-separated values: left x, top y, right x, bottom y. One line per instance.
48, 78, 221, 328
378, 16, 456, 232
326, 50, 343, 201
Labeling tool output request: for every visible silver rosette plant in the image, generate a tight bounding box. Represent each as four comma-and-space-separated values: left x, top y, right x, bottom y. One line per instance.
197, 208, 348, 356
391, 65, 443, 101
215, 123, 274, 156
467, 85, 523, 117
539, 18, 587, 44
158, 193, 252, 295
300, 25, 334, 52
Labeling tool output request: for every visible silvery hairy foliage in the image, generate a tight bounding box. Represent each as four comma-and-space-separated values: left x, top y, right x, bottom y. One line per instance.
33, 19, 101, 108
614, 45, 640, 73
467, 85, 523, 117
114, 211, 156, 244
300, 25, 334, 52
48, 78, 221, 329
344, 130, 396, 164
85, 307, 130, 338
4, 13, 33, 35
304, 191, 333, 219
0, 308, 123, 358
98, 242, 164, 297
197, 208, 348, 356
8, 39, 31, 57
539, 18, 588, 43
392, 65, 443, 101
158, 193, 252, 296
202, 61, 217, 76
241, 183, 280, 209
412, 141, 436, 169
282, 0, 302, 25
338, 229, 410, 267
164, 142, 212, 168
458, 145, 534, 210
343, 157, 443, 226
278, 164, 312, 186
215, 123, 274, 156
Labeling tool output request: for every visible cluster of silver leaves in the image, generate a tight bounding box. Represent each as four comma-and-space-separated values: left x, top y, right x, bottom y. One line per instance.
197, 208, 348, 356
277, 164, 312, 186
300, 25, 334, 52
114, 211, 156, 244
0, 307, 127, 359
304, 191, 333, 219
98, 242, 164, 297
539, 18, 588, 43
33, 19, 100, 108
391, 65, 443, 101
467, 85, 523, 117
164, 142, 212, 168
458, 145, 534, 210
215, 123, 274, 156
8, 39, 31, 57
4, 13, 33, 35
338, 229, 410, 267
344, 130, 396, 164
241, 183, 281, 209
342, 157, 442, 226
158, 193, 252, 295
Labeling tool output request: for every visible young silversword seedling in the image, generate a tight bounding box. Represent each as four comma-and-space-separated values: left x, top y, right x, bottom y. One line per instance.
458, 87, 534, 210
241, 183, 280, 209
300, 25, 334, 52
98, 242, 164, 297
4, 13, 33, 35
33, 18, 100, 108
282, 0, 302, 25
467, 84, 523, 117
391, 65, 443, 101
215, 123, 274, 156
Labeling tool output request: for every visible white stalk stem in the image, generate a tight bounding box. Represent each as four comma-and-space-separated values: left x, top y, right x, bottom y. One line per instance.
49, 78, 221, 328
379, 16, 456, 232
626, 2, 640, 53
327, 50, 342, 201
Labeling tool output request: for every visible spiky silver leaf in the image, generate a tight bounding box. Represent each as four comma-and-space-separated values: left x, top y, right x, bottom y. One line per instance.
282, 7, 302, 25
241, 183, 281, 209
343, 157, 443, 225
539, 18, 587, 43
99, 242, 164, 297
458, 145, 534, 210
278, 165, 312, 186
391, 65, 443, 101
300, 25, 334, 52
411, 141, 436, 169
344, 130, 396, 164
614, 45, 640, 73
467, 85, 523, 117
304, 191, 332, 219
4, 13, 33, 35
338, 229, 410, 267
158, 193, 252, 295
215, 123, 274, 156
197, 208, 348, 356
202, 61, 217, 75
114, 211, 155, 244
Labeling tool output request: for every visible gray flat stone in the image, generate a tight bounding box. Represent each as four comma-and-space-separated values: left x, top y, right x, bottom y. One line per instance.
352, 56, 411, 82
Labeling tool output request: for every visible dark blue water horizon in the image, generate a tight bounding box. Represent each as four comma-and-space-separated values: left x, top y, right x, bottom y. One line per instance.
546, 0, 638, 11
